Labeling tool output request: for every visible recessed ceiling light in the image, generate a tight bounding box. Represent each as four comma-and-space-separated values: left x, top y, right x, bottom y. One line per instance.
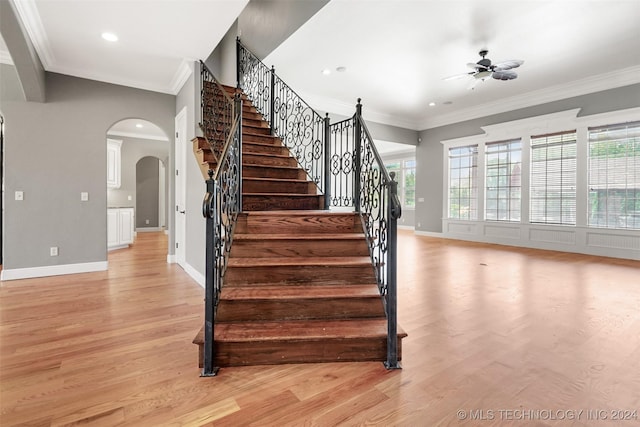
336, 66, 347, 72
101, 32, 118, 42
428, 102, 436, 107
443, 101, 453, 105
321, 68, 331, 75
135, 123, 144, 128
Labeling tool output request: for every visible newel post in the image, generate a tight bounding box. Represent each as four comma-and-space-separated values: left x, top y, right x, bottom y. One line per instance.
353, 99, 363, 212
202, 169, 219, 376
323, 113, 331, 210
385, 171, 402, 370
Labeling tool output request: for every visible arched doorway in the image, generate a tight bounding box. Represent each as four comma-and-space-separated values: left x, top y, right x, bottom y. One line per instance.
105, 119, 169, 253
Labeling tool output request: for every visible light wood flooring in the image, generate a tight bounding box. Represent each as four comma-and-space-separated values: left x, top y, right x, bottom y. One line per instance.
1, 231, 640, 426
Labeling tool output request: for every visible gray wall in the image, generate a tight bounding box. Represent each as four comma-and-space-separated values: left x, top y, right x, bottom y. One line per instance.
136, 156, 160, 228
416, 83, 640, 233
1, 70, 175, 270
176, 61, 206, 278
237, 0, 329, 60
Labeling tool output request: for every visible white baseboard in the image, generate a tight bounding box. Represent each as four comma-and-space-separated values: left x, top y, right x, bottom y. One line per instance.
183, 262, 205, 288
415, 230, 445, 238
1, 261, 108, 281
136, 227, 163, 232
398, 225, 415, 230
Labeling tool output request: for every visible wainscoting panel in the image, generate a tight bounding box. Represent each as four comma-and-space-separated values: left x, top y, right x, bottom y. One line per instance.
484, 224, 520, 240
587, 232, 640, 251
529, 228, 576, 245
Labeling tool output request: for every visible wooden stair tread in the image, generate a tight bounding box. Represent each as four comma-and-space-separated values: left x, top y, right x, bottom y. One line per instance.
243, 164, 300, 171
234, 233, 365, 241
243, 210, 356, 216
243, 177, 309, 184
221, 284, 381, 300
227, 256, 372, 267
216, 319, 406, 342
242, 193, 321, 197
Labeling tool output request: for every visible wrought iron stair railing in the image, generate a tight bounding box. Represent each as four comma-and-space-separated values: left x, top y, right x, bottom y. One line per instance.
236, 39, 402, 369
200, 62, 243, 377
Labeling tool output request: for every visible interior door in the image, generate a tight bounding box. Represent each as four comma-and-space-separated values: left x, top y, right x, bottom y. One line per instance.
174, 107, 187, 267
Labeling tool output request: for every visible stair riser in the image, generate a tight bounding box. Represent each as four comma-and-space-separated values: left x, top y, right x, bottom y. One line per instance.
225, 265, 375, 285
236, 214, 363, 234
242, 195, 323, 211
243, 133, 279, 144
210, 337, 402, 367
244, 126, 272, 136
231, 239, 369, 258
243, 154, 297, 168
243, 143, 287, 156
242, 166, 306, 180
216, 298, 384, 322
242, 180, 314, 194
243, 118, 269, 129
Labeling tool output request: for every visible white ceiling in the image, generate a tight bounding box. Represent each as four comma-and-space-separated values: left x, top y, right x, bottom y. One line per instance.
5, 0, 248, 94
107, 119, 168, 142
265, 0, 640, 130
2, 0, 639, 135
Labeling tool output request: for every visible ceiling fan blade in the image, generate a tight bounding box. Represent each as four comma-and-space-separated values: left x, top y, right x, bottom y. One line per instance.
493, 60, 524, 71
467, 62, 489, 71
492, 70, 518, 80
443, 72, 474, 81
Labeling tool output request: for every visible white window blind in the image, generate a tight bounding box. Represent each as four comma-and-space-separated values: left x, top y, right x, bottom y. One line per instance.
448, 145, 478, 220
485, 139, 522, 221
588, 121, 640, 229
530, 131, 577, 225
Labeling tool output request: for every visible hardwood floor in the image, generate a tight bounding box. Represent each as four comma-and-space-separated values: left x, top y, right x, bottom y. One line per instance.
2, 231, 640, 426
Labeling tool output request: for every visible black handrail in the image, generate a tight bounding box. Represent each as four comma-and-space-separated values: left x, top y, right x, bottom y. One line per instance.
237, 40, 328, 207
233, 39, 402, 370
200, 81, 243, 377
328, 100, 402, 369
200, 60, 235, 164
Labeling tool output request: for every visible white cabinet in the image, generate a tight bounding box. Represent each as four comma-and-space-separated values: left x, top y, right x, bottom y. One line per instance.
107, 139, 122, 188
107, 208, 134, 250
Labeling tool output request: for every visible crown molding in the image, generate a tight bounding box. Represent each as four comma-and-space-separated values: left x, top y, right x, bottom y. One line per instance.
11, 0, 54, 69
47, 63, 175, 94
169, 59, 194, 95
419, 65, 640, 130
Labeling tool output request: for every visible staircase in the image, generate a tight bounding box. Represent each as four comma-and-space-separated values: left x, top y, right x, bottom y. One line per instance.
193, 85, 406, 368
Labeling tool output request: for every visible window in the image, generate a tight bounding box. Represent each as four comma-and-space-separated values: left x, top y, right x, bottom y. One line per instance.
588, 121, 640, 229
530, 131, 577, 225
384, 159, 416, 209
485, 139, 521, 221
448, 145, 478, 220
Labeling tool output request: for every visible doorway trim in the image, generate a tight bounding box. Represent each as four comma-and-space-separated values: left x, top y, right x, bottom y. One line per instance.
173, 106, 187, 268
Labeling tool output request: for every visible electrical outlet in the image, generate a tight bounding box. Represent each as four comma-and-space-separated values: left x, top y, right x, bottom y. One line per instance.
127, 195, 132, 201
417, 222, 421, 227
15, 191, 24, 201
81, 192, 89, 201
50, 247, 59, 256
418, 197, 425, 202
145, 219, 150, 224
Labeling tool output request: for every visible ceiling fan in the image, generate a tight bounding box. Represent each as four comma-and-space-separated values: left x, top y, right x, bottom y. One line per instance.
445, 49, 524, 89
